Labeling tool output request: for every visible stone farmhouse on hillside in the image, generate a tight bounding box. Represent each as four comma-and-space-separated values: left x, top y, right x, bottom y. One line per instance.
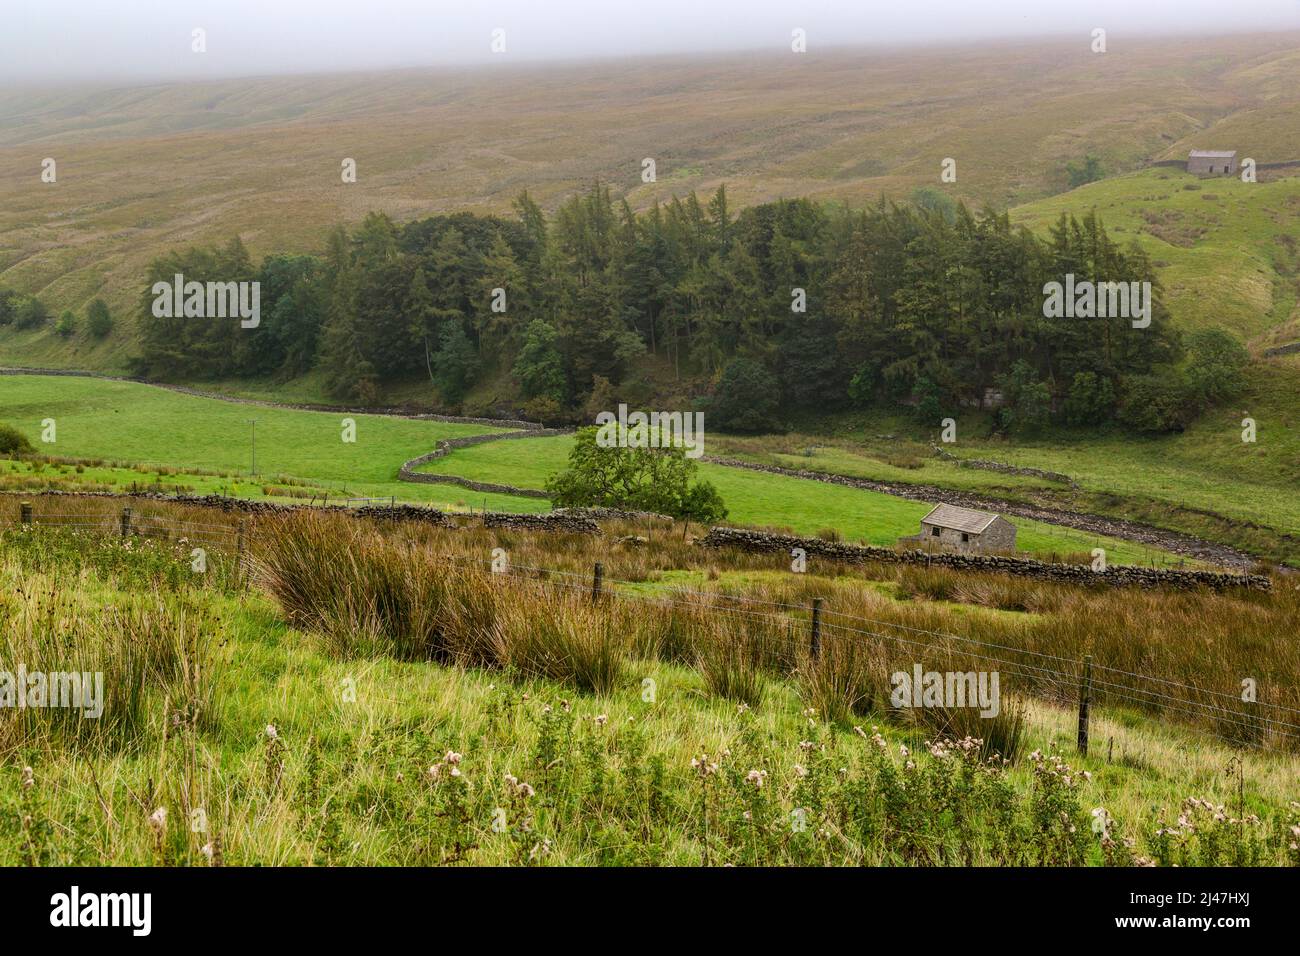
1187, 150, 1238, 175
899, 504, 1017, 553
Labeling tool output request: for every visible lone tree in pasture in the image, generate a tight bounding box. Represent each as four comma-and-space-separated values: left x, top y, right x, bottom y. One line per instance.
546, 426, 727, 528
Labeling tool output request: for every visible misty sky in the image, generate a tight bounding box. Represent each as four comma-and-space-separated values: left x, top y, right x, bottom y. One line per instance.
3, 0, 1300, 83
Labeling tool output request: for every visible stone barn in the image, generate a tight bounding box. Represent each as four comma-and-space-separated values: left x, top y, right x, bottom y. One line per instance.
900, 504, 1017, 554
1187, 150, 1238, 175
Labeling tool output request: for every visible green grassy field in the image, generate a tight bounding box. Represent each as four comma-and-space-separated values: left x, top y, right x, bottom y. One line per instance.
414, 431, 1188, 565
0, 374, 536, 511
0, 373, 1188, 564
1011, 168, 1300, 346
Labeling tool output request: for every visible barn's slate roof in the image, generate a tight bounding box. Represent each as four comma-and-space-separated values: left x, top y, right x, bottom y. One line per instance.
920, 503, 1000, 534
1188, 150, 1237, 159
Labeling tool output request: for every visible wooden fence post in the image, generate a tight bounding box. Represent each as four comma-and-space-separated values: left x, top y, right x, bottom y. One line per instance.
591, 562, 603, 602
236, 519, 247, 585
1077, 654, 1093, 756
120, 506, 132, 539
20, 501, 32, 527
810, 598, 822, 660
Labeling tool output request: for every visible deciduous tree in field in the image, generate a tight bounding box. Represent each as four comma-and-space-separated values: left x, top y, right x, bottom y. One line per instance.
546, 425, 727, 525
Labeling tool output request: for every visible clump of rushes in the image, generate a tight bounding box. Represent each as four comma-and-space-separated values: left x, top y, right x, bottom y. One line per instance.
898, 692, 1028, 765
245, 504, 1300, 747
798, 631, 889, 724
491, 593, 625, 694
692, 611, 777, 708
0, 584, 221, 755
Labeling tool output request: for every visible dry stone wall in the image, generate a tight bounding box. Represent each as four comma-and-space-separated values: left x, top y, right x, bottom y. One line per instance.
7, 491, 592, 534
481, 511, 599, 534
6, 489, 454, 525
555, 507, 674, 523
930, 445, 1078, 487
700, 527, 1271, 592
398, 429, 569, 498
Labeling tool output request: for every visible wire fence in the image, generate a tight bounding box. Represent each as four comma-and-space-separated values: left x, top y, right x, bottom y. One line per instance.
5, 499, 1293, 756
10, 504, 244, 547
439, 552, 1298, 755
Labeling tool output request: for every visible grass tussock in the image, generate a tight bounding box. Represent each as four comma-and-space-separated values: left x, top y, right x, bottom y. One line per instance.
692, 612, 774, 708
491, 594, 626, 694
0, 568, 222, 755
799, 632, 890, 725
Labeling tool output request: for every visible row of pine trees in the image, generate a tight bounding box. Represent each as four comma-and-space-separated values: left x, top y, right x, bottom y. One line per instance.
133, 184, 1244, 432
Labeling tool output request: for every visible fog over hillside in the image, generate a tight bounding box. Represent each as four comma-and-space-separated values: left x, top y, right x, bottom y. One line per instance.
3, 0, 1300, 83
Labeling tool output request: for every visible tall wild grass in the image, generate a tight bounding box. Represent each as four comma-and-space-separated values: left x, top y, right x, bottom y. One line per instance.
247, 507, 1299, 753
